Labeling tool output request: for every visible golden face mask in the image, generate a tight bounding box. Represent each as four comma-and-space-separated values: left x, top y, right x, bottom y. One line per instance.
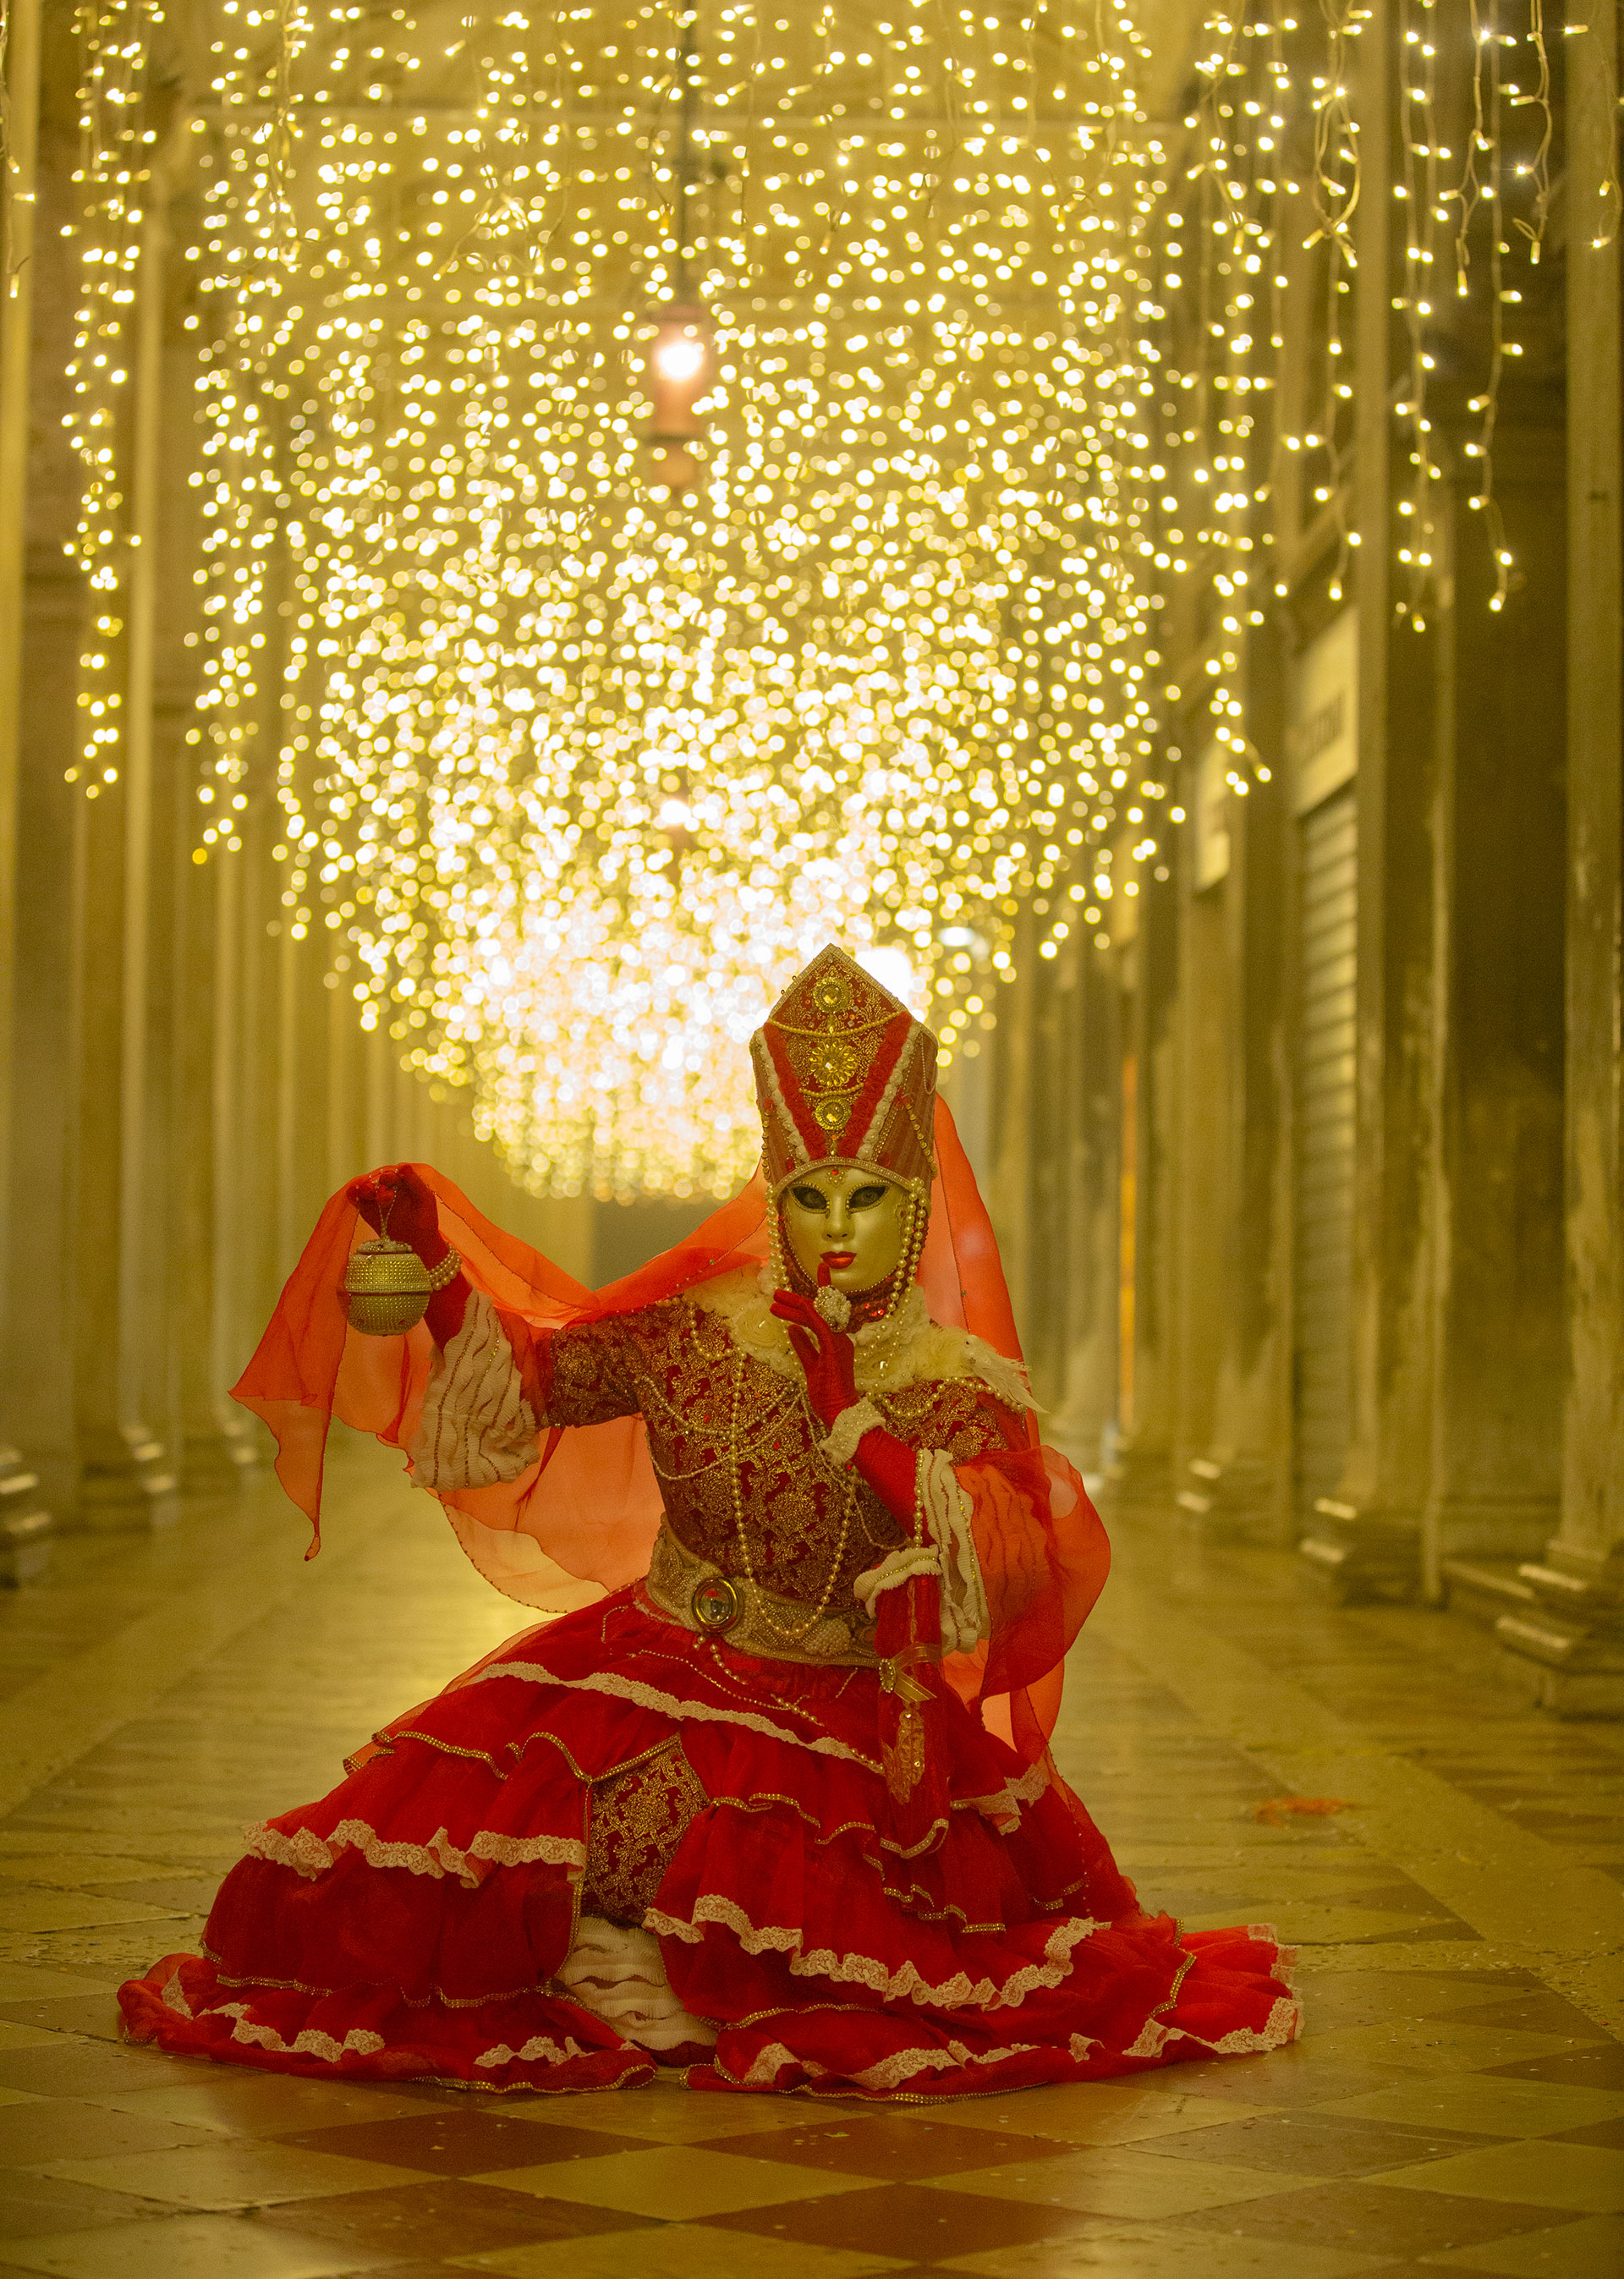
780, 1167, 910, 1297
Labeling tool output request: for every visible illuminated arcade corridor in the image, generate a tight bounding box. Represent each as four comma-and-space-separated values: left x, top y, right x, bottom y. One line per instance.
0, 0, 1621, 2267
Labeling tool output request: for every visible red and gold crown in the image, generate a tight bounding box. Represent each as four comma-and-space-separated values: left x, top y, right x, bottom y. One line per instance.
750, 946, 939, 1199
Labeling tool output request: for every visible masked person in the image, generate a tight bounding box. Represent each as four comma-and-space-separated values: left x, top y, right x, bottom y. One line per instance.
120, 947, 1298, 2097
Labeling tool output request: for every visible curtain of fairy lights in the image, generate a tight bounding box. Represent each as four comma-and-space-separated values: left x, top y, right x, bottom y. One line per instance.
67, 0, 1171, 1198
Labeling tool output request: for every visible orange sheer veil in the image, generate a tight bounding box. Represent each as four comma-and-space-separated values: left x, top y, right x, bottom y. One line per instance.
233, 1097, 1108, 1771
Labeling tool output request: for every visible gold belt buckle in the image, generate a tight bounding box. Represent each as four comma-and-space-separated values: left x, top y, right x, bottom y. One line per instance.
690, 1573, 742, 1634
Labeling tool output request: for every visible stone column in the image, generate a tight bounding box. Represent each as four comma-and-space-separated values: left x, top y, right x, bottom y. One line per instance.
983, 912, 1036, 1339
1420, 430, 1566, 1600
229, 810, 282, 1385
207, 842, 265, 1469
1496, 12, 1624, 1712
1167, 802, 1230, 1501
112, 125, 190, 1502
1107, 855, 1179, 1499
325, 962, 365, 1200
1050, 931, 1122, 1474
1023, 941, 1078, 1409
0, 0, 54, 1576
1300, 0, 1442, 1598
1182, 763, 1293, 1540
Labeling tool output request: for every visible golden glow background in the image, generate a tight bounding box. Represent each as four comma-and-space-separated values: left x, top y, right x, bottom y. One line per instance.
69, 0, 1171, 1197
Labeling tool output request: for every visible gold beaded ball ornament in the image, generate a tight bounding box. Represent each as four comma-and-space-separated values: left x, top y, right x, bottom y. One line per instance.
751, 945, 938, 1323
342, 1200, 463, 1338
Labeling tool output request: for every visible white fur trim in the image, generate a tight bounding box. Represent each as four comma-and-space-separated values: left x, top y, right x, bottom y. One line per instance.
693, 1266, 1020, 1408
410, 1287, 539, 1490
962, 1331, 1040, 1414
823, 1398, 884, 1467
852, 1542, 940, 1613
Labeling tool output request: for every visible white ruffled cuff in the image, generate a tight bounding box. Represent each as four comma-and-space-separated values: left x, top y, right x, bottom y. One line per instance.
919, 1447, 990, 1654
409, 1287, 539, 1491
852, 1541, 940, 1613
850, 1447, 990, 1654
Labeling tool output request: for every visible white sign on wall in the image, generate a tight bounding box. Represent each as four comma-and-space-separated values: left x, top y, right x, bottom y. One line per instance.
1290, 607, 1358, 815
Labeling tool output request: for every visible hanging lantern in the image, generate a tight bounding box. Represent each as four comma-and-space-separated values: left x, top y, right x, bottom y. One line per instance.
645, 305, 710, 492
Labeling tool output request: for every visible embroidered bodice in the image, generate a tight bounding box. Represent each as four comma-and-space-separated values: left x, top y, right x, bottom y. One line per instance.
414, 1267, 1029, 1621
542, 1289, 1024, 1611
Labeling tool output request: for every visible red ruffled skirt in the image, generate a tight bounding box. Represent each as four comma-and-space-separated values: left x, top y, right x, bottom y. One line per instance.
119, 1589, 1299, 2099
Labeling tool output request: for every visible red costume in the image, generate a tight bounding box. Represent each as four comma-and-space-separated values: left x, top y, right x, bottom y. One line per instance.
120, 947, 1298, 2097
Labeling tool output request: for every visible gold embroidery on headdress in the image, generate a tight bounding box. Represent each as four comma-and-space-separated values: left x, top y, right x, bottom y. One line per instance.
751, 945, 938, 1200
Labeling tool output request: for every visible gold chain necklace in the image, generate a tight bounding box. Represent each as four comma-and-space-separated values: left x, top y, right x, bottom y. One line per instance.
727, 1346, 854, 1645
641, 1373, 801, 1485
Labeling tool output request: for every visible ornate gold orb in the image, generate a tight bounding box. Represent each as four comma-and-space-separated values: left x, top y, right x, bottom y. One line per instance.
343, 1238, 432, 1337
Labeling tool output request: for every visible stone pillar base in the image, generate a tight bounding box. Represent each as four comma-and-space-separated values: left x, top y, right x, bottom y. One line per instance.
1101, 1436, 1171, 1502
1494, 1542, 1624, 1720
1174, 1453, 1281, 1535
75, 1424, 179, 1530
1439, 1557, 1539, 1628
0, 1446, 52, 1585
1299, 1497, 1423, 1602
180, 1418, 263, 1495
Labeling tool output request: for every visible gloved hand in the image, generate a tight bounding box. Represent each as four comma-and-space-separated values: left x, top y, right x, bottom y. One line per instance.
770, 1264, 859, 1428
771, 1266, 919, 1529
347, 1163, 468, 1346
347, 1163, 448, 1266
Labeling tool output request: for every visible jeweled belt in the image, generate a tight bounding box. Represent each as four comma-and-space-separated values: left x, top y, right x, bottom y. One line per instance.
642, 1523, 879, 1668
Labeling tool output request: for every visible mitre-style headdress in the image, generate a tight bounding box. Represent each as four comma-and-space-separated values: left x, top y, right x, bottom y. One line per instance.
749, 945, 939, 1201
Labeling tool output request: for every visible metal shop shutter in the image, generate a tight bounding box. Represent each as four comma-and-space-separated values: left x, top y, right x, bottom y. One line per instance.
1293, 781, 1357, 1515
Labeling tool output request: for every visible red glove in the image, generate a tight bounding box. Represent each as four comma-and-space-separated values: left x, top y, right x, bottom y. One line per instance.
348, 1163, 447, 1261
346, 1162, 468, 1346
770, 1267, 858, 1427
771, 1269, 917, 1529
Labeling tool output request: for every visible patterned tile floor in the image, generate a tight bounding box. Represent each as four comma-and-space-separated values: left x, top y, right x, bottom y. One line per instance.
0, 1444, 1620, 2277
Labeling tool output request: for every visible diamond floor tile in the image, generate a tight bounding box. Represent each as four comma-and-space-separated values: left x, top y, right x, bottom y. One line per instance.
689, 2118, 1071, 2182
699, 2181, 1105, 2259
1320, 2074, 1624, 2140
32, 2144, 438, 2214
475, 2144, 880, 2221
255, 2177, 659, 2255
1370, 2138, 1624, 2213
937, 2223, 1409, 2276
0, 2180, 167, 2243
924, 2144, 1311, 2221
272, 2112, 656, 2178
1165, 2177, 1578, 2254
0, 2102, 214, 2171
0, 2210, 403, 2278
1424, 2208, 1624, 2274
453, 2222, 913, 2276
1137, 2109, 1503, 2176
